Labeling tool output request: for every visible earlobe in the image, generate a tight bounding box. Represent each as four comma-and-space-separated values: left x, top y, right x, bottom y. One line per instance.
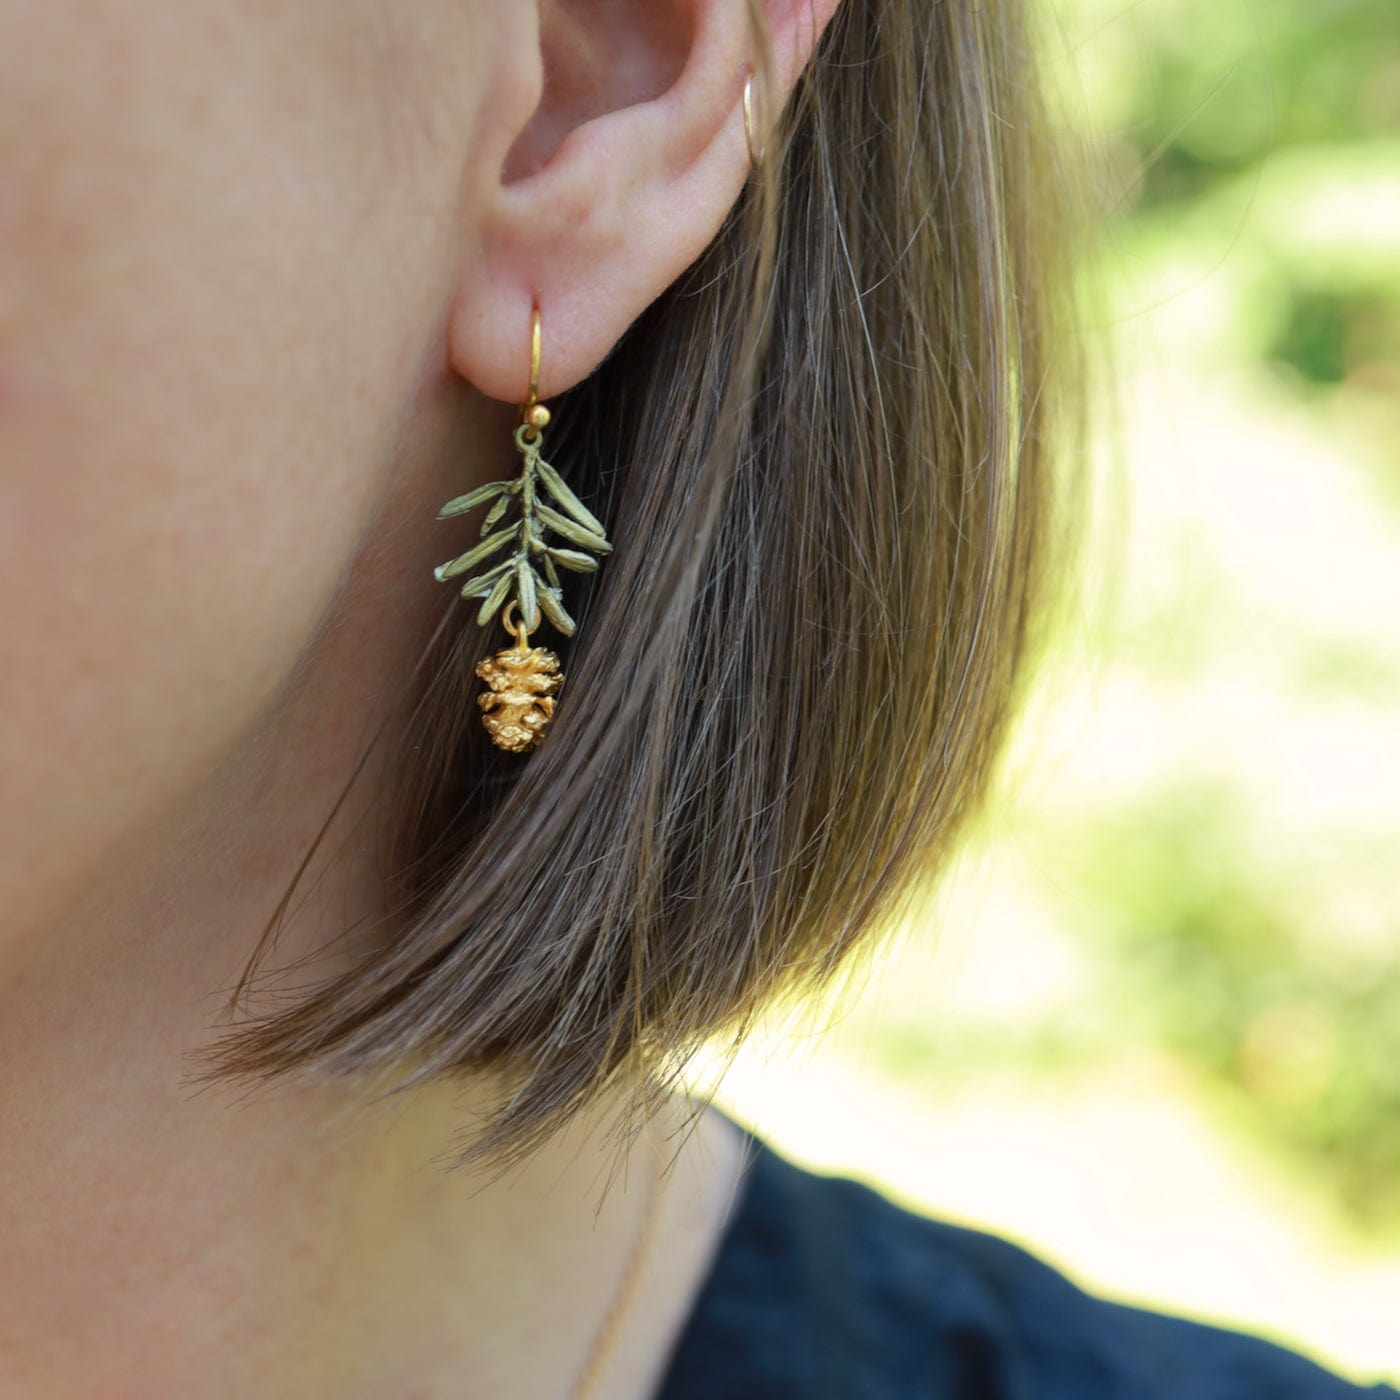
448, 0, 842, 408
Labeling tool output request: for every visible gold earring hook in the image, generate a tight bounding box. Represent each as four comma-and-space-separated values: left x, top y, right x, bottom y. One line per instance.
743, 72, 766, 170
522, 303, 551, 438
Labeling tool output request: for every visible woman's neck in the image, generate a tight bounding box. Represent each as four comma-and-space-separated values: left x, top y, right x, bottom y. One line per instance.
2, 1031, 737, 1398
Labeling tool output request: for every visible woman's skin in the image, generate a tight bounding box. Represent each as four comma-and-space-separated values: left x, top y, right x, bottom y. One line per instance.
0, 1, 838, 1395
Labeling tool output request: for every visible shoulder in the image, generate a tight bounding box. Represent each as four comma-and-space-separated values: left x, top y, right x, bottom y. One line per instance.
655, 1129, 1398, 1400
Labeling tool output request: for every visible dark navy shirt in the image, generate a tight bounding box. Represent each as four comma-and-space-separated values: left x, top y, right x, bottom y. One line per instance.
654, 1124, 1398, 1399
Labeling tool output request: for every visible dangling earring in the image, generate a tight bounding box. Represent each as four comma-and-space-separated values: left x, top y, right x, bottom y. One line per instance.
431, 303, 613, 754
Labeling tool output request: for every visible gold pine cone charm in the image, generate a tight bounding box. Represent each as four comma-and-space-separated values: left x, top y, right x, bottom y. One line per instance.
475, 619, 563, 753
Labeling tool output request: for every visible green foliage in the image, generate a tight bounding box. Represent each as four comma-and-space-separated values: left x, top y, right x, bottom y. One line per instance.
1050, 785, 1400, 1230
432, 424, 612, 635
850, 0, 1400, 1238
1037, 0, 1400, 1231
1084, 0, 1400, 389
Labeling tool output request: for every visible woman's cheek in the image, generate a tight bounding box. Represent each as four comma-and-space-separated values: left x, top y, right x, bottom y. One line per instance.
0, 0, 465, 944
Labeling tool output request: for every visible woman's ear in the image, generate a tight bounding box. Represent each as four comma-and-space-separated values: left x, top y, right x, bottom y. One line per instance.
448, 0, 841, 404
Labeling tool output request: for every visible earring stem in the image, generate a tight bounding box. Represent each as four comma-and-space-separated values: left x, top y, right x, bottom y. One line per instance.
523, 303, 551, 439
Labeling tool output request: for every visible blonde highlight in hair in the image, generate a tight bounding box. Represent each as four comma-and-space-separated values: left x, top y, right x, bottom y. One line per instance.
190, 0, 1094, 1173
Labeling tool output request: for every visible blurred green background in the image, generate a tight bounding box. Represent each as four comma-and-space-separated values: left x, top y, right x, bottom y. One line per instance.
699, 0, 1400, 1385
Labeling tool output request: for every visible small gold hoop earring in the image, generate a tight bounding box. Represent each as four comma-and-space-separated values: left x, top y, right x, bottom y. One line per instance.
743, 72, 766, 170
430, 302, 614, 753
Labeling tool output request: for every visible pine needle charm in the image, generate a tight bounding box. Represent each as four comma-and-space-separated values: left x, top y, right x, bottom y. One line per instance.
431, 306, 612, 752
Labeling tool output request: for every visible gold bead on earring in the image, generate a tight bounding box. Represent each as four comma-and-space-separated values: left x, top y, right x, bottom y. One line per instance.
431, 304, 613, 753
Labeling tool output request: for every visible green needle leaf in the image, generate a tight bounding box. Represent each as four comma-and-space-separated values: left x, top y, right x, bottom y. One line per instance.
435, 480, 511, 519
534, 455, 607, 538
433, 524, 520, 580
544, 547, 599, 573
456, 557, 514, 596
536, 585, 576, 636
480, 493, 512, 534
475, 570, 513, 625
516, 558, 540, 632
535, 503, 611, 553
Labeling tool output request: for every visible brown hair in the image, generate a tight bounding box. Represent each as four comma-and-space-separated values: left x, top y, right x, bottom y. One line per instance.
192, 0, 1092, 1171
